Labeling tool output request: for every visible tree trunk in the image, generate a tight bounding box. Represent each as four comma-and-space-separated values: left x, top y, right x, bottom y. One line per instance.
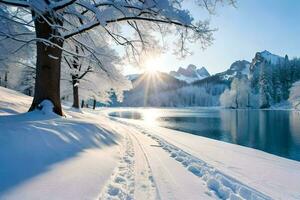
247, 93, 250, 108
4, 71, 8, 88
81, 100, 85, 108
93, 99, 96, 110
235, 94, 239, 109
29, 13, 64, 115
72, 76, 80, 108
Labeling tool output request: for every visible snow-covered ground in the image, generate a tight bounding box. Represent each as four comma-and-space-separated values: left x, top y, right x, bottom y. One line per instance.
1, 86, 300, 200
109, 116, 300, 200
0, 87, 122, 200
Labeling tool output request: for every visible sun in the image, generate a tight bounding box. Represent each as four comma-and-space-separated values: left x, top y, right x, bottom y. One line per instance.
143, 54, 165, 74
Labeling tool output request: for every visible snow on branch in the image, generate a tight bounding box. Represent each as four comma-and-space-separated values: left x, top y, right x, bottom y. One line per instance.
0, 0, 229, 52
0, 0, 232, 93
0, 0, 29, 8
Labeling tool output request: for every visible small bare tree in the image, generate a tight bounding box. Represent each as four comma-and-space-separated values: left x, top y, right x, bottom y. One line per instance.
63, 46, 92, 108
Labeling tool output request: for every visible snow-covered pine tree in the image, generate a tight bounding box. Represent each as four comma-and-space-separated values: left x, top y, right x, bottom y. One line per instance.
272, 64, 282, 103
282, 54, 292, 100
108, 89, 121, 107
258, 61, 273, 108
292, 59, 300, 82
289, 81, 300, 109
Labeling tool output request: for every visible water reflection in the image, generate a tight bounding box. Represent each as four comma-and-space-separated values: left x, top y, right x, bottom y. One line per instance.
109, 111, 142, 120
110, 109, 159, 126
141, 109, 159, 126
109, 108, 300, 161
219, 110, 295, 159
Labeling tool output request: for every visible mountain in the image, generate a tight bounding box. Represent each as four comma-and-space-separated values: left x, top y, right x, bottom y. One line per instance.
249, 50, 286, 75
220, 50, 300, 109
254, 50, 284, 65
194, 50, 283, 87
219, 60, 251, 80
192, 60, 251, 87
121, 72, 187, 107
131, 72, 186, 91
170, 64, 210, 83
116, 50, 300, 108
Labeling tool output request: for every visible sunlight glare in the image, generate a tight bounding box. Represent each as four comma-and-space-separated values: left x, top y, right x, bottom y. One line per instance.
142, 109, 159, 126
144, 59, 160, 74
143, 54, 165, 74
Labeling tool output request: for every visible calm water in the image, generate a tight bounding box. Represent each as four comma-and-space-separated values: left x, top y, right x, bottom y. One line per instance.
109, 108, 300, 161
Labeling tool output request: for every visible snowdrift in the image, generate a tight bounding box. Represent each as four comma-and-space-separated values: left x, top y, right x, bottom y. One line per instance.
0, 87, 121, 200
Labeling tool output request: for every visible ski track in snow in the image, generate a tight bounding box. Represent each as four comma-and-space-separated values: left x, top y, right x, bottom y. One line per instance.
99, 134, 135, 200
99, 130, 158, 200
129, 131, 159, 200
110, 117, 272, 200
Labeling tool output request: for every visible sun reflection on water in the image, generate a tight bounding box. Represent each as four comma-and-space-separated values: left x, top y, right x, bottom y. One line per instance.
141, 109, 160, 126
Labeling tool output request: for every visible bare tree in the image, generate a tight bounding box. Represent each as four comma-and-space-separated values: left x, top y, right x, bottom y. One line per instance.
63, 46, 92, 108
0, 0, 234, 115
61, 32, 130, 109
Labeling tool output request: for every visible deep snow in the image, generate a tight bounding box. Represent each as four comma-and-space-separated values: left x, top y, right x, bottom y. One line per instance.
0, 87, 121, 200
1, 87, 300, 200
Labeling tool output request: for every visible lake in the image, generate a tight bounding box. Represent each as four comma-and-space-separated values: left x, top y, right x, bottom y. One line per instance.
109, 108, 300, 162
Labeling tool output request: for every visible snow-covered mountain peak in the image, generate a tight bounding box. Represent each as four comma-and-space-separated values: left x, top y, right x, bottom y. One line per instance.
229, 60, 251, 75
212, 60, 251, 81
187, 64, 197, 71
197, 67, 210, 77
170, 65, 210, 83
255, 50, 284, 65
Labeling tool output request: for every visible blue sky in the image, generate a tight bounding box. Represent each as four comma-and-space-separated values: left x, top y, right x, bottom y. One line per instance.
124, 0, 300, 75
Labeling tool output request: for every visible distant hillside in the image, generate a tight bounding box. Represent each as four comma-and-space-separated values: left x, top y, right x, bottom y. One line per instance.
115, 50, 300, 108
121, 72, 186, 107
193, 60, 250, 87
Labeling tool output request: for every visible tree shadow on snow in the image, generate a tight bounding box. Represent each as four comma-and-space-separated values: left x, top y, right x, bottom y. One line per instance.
0, 108, 19, 115
0, 113, 120, 194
